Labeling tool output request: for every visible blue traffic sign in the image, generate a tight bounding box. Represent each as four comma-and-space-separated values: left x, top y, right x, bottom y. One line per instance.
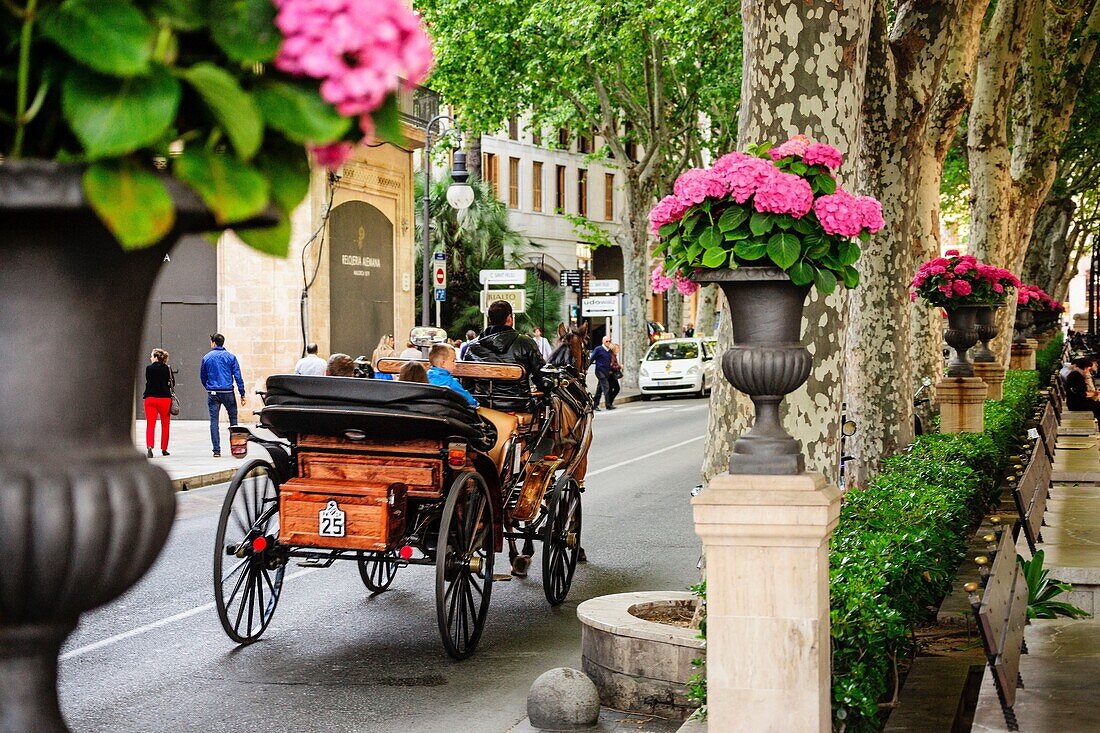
433, 251, 446, 261
434, 288, 447, 301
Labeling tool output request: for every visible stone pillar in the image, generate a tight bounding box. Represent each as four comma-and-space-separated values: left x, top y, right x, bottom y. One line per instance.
972, 361, 1007, 401
1010, 341, 1036, 370
693, 472, 841, 733
937, 377, 987, 433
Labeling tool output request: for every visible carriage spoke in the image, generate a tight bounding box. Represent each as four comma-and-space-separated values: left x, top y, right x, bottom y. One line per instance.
224, 557, 252, 607
221, 557, 248, 584
260, 563, 276, 599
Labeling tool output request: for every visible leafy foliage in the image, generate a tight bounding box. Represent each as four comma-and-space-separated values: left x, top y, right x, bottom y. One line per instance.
1036, 331, 1066, 385
1018, 550, 1089, 620
1, 0, 392, 252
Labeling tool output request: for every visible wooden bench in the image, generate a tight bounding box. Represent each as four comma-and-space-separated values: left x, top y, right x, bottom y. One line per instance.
374, 357, 526, 381
1038, 402, 1058, 462
967, 528, 1029, 731
1008, 439, 1051, 553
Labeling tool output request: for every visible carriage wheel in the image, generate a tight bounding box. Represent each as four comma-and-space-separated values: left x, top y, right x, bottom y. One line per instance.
435, 472, 494, 660
214, 459, 284, 644
358, 550, 399, 593
542, 474, 582, 606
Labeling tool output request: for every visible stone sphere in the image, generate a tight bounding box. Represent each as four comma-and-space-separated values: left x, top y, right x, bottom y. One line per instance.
527, 667, 601, 731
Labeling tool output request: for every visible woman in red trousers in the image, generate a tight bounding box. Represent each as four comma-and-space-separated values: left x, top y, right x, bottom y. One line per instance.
143, 348, 174, 457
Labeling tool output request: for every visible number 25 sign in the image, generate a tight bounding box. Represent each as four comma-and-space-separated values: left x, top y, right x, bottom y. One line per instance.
319, 499, 347, 538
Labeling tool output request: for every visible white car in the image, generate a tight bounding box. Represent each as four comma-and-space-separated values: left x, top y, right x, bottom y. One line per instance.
638, 338, 716, 398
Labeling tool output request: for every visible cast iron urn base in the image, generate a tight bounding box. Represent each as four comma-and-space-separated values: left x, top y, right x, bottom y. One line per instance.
943, 305, 981, 378
694, 267, 811, 475
972, 304, 1002, 363
0, 162, 267, 733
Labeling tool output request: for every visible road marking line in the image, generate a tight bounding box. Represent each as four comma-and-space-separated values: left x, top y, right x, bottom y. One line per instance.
60, 567, 316, 661
586, 434, 704, 478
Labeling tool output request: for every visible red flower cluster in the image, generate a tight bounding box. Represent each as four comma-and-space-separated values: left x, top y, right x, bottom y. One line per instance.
1017, 283, 1064, 312
910, 249, 1020, 307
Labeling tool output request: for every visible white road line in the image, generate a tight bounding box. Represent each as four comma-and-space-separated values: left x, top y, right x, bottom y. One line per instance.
60, 567, 316, 661
586, 434, 705, 478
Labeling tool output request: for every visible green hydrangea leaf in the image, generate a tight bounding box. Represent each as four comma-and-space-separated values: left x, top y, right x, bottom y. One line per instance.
749, 211, 773, 237
40, 0, 155, 77
371, 94, 406, 146
767, 232, 801, 270
257, 143, 311, 214
734, 239, 767, 261
814, 266, 838, 294
150, 0, 206, 30
701, 246, 727, 268
83, 161, 175, 249
234, 212, 291, 257
842, 265, 861, 288
62, 65, 181, 158
838, 240, 861, 266
255, 82, 353, 144
698, 226, 722, 249
718, 206, 748, 232
181, 63, 264, 160
174, 148, 270, 225
788, 260, 814, 286
658, 222, 679, 237
210, 0, 281, 63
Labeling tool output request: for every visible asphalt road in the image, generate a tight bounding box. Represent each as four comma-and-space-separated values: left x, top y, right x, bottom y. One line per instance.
59, 397, 709, 733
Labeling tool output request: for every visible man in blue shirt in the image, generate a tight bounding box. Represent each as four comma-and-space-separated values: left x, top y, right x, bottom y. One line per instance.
200, 333, 246, 457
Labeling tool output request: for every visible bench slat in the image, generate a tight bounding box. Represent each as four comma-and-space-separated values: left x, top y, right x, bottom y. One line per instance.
977, 530, 1018, 653
991, 563, 1028, 709
375, 357, 526, 381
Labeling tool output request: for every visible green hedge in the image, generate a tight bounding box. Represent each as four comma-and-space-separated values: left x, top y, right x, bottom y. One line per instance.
1036, 331, 1065, 385
830, 370, 1039, 731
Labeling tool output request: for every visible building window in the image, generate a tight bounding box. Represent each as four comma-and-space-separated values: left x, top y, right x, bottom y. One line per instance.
558, 128, 570, 149
604, 173, 615, 221
578, 133, 592, 155
483, 152, 499, 198
508, 116, 518, 140
508, 157, 520, 209
577, 168, 588, 218
532, 161, 543, 212
555, 165, 566, 213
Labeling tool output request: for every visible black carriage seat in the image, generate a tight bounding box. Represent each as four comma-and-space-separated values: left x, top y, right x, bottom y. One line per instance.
259, 375, 496, 452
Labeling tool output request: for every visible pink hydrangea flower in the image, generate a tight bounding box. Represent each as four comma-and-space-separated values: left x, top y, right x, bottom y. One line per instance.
675, 274, 699, 296
311, 141, 354, 170
274, 0, 433, 136
813, 189, 864, 237
712, 153, 774, 203
769, 134, 811, 161
673, 168, 727, 205
802, 143, 844, 170
753, 169, 814, 218
651, 267, 673, 294
953, 280, 972, 296
649, 195, 689, 235
854, 196, 885, 233
944, 249, 960, 256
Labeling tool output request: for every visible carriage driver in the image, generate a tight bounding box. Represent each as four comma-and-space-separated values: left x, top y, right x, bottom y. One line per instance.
463, 299, 548, 410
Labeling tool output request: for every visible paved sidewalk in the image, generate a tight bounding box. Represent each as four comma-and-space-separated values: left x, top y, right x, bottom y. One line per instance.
134, 419, 275, 491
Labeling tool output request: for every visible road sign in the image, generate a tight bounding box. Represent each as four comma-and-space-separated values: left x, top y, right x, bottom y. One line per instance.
582, 295, 619, 317
559, 269, 583, 287
433, 264, 446, 288
433, 251, 447, 261
589, 279, 620, 294
480, 288, 526, 313
434, 288, 447, 302
479, 269, 527, 286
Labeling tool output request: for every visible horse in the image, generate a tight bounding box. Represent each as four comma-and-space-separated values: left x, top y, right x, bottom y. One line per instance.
547, 322, 593, 486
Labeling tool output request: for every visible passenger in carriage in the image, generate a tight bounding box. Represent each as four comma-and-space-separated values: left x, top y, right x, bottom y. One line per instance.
463, 299, 547, 410
427, 344, 480, 408
325, 353, 356, 377
398, 360, 429, 383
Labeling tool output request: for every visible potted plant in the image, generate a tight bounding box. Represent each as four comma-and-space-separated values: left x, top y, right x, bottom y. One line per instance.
1017, 285, 1064, 337
0, 2, 431, 730
910, 251, 1018, 377
649, 134, 883, 474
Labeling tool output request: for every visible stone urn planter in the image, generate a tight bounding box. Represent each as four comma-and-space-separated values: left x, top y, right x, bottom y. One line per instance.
577, 592, 704, 721
943, 305, 982, 378
0, 162, 270, 733
972, 304, 1002, 363
692, 267, 811, 475
1014, 308, 1035, 344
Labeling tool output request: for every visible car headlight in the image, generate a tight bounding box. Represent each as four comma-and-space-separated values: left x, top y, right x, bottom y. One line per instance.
687, 365, 700, 375
640, 366, 650, 377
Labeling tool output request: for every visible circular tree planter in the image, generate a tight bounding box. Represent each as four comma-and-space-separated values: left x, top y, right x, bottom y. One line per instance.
577, 592, 705, 721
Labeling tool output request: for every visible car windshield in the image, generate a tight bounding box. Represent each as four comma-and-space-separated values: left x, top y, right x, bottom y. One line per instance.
646, 342, 699, 361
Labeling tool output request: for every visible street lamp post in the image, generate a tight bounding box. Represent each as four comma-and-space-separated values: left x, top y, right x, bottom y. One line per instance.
421, 115, 474, 327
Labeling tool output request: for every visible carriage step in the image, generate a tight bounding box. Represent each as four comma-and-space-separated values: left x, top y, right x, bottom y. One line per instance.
491, 574, 512, 582
295, 553, 334, 568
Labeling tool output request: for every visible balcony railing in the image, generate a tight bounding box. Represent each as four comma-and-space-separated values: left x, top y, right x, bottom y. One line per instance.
398, 85, 441, 128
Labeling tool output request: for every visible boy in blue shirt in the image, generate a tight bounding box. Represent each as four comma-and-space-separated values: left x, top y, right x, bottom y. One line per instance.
427, 344, 479, 407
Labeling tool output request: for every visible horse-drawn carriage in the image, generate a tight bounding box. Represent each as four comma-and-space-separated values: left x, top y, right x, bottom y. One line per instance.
212, 328, 592, 659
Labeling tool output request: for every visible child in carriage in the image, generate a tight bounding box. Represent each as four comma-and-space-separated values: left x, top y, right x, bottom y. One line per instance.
426, 344, 479, 407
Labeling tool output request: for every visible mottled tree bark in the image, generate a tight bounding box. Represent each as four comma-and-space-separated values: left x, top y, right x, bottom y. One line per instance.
694, 284, 719, 337
844, 0, 964, 486
666, 289, 684, 336
1023, 194, 1076, 293
702, 0, 873, 483
910, 2, 991, 399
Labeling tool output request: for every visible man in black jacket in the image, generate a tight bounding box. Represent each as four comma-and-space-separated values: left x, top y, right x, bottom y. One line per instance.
464, 300, 546, 411
1065, 355, 1100, 422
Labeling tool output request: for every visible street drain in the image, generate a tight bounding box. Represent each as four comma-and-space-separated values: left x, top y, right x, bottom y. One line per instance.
377, 674, 446, 687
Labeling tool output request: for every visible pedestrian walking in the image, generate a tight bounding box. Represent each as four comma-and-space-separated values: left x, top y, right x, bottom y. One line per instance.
459, 329, 477, 359
200, 333, 246, 457
143, 348, 174, 457
607, 342, 622, 406
532, 327, 552, 361
372, 334, 396, 380
590, 335, 615, 411
683, 323, 695, 337
294, 343, 327, 376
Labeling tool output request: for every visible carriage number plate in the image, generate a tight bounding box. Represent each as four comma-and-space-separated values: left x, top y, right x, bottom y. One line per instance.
318, 500, 347, 538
